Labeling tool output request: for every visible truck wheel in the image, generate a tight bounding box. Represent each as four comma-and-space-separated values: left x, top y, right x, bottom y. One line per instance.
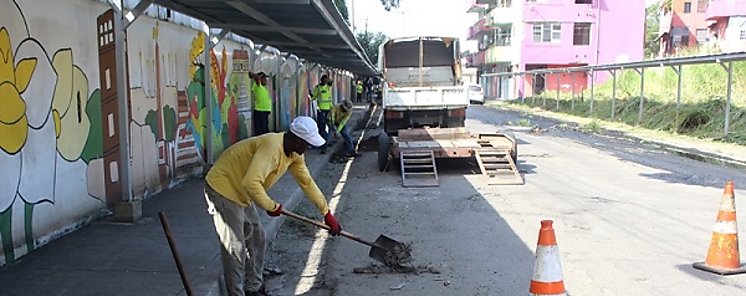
378, 133, 392, 171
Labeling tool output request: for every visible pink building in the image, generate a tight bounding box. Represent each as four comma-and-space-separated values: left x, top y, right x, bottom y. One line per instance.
466, 0, 645, 99
658, 0, 713, 56
705, 0, 746, 53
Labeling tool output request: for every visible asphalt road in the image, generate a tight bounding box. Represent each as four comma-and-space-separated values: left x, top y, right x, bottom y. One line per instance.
267, 105, 746, 296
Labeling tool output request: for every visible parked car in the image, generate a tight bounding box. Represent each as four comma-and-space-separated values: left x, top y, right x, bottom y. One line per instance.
467, 84, 484, 104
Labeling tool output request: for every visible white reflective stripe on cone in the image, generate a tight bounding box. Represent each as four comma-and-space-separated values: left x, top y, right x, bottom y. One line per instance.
712, 221, 739, 234
532, 245, 564, 282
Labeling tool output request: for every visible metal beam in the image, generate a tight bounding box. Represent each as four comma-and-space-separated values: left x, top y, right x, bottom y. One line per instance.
252, 40, 349, 49
227, 1, 310, 44
210, 23, 339, 36
311, 0, 370, 68
483, 51, 746, 78
157, 1, 221, 23
122, 0, 154, 30
208, 30, 229, 50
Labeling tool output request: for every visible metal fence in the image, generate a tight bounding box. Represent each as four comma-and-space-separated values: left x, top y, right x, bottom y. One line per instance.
482, 52, 746, 136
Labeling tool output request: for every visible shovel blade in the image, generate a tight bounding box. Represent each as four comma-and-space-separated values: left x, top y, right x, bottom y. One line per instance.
368, 235, 411, 266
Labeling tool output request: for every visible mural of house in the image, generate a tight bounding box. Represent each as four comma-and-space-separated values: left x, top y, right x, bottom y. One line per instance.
466, 0, 645, 99
0, 0, 355, 266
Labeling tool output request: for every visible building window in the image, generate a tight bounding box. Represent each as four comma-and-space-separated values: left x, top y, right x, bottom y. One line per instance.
575, 0, 593, 4
532, 23, 561, 43
573, 23, 591, 45
497, 0, 512, 8
697, 0, 708, 12
696, 29, 708, 44
684, 2, 692, 13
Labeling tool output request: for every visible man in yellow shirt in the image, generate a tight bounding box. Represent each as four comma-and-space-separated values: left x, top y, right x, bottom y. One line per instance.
250, 72, 272, 136
331, 99, 359, 157
311, 74, 333, 154
204, 116, 341, 296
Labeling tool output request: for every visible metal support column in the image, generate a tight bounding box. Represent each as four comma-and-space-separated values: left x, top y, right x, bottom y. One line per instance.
202, 29, 227, 164
556, 72, 561, 109
589, 70, 595, 115
108, 0, 153, 221
721, 61, 733, 136
571, 72, 576, 110
610, 69, 617, 120
203, 26, 213, 164
635, 68, 645, 124
669, 64, 682, 122
531, 74, 536, 105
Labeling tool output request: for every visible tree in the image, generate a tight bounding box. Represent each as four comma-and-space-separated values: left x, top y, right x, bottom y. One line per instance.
356, 31, 388, 65
334, 0, 349, 22
644, 3, 661, 59
379, 0, 401, 11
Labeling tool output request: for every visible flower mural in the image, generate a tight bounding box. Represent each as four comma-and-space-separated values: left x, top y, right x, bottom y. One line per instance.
0, 27, 35, 155
186, 41, 249, 160
51, 49, 91, 161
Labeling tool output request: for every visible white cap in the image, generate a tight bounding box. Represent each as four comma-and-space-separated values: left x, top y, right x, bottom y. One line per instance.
289, 116, 325, 147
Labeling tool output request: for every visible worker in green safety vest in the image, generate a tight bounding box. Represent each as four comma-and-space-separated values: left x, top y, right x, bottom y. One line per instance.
311, 74, 333, 154
249, 71, 272, 136
355, 80, 363, 103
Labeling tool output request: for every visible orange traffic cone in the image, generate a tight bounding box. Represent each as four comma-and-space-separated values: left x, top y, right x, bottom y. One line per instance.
529, 220, 568, 296
693, 181, 746, 275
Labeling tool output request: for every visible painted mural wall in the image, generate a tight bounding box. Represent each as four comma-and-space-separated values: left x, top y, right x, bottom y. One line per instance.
1, 0, 351, 266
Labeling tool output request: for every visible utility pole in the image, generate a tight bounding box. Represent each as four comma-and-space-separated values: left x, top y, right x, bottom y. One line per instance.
350, 0, 356, 32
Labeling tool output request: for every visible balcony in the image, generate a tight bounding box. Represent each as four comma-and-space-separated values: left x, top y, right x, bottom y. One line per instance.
485, 45, 517, 64
487, 3, 518, 26
706, 0, 746, 21
468, 18, 490, 40
466, 51, 485, 67
466, 0, 487, 13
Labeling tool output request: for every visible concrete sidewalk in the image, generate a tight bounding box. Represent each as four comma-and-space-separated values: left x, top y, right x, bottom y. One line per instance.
0, 105, 373, 296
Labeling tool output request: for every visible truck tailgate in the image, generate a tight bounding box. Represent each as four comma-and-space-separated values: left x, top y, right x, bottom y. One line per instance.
384, 86, 469, 109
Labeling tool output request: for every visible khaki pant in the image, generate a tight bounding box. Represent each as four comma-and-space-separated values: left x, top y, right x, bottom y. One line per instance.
204, 184, 265, 295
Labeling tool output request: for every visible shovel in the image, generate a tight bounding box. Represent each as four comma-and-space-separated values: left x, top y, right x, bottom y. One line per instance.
281, 209, 411, 266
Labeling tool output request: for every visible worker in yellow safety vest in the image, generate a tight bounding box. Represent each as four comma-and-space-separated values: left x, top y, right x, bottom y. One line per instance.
331, 99, 360, 157
249, 71, 271, 136
355, 80, 363, 102
311, 74, 333, 154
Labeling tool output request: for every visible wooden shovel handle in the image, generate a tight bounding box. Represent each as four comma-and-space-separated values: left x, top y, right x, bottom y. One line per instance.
281, 209, 377, 248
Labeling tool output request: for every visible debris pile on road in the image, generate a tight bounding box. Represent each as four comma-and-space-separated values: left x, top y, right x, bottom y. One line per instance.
383, 242, 413, 266
353, 264, 441, 275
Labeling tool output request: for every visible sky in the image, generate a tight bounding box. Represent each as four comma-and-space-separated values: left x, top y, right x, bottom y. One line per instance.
349, 0, 659, 52
349, 0, 478, 50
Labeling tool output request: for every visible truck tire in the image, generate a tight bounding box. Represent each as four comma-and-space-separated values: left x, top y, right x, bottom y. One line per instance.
378, 132, 391, 171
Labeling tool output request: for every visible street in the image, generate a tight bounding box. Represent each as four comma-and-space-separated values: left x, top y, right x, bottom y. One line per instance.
265, 105, 746, 296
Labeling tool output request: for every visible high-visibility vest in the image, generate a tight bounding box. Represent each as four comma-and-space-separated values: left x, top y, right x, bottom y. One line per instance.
252, 83, 272, 112
356, 83, 363, 93
312, 84, 333, 110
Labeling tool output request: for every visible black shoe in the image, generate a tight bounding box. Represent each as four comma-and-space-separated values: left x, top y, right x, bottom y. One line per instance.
245, 284, 271, 296
320, 149, 326, 154
347, 152, 361, 157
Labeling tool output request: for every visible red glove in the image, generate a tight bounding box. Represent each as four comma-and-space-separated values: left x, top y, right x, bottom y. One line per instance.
267, 204, 282, 217
324, 212, 341, 236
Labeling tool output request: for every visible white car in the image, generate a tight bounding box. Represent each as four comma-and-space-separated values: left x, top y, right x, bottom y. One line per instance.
467, 84, 484, 104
